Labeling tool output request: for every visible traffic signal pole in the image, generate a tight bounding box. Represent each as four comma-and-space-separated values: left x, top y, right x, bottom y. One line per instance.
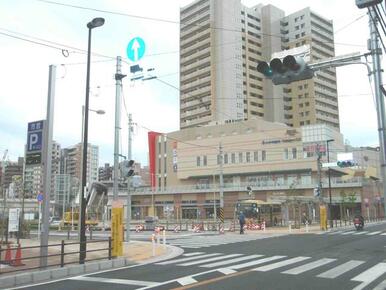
113, 56, 122, 201
126, 114, 133, 242
368, 9, 386, 216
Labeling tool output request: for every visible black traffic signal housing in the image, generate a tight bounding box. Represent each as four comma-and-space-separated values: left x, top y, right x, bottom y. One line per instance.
337, 160, 355, 168
257, 55, 314, 85
121, 159, 135, 177
356, 0, 383, 9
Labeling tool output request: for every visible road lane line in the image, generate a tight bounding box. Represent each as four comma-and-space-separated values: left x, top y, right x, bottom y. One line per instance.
69, 276, 159, 287
156, 253, 221, 265
282, 258, 336, 275
228, 256, 287, 270
253, 256, 311, 272
380, 232, 386, 235
177, 276, 197, 286
178, 254, 242, 266
200, 254, 263, 268
183, 252, 205, 256
366, 231, 382, 235
317, 260, 365, 279
351, 263, 386, 290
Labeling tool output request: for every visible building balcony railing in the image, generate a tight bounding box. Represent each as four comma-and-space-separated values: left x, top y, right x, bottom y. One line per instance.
130, 176, 364, 195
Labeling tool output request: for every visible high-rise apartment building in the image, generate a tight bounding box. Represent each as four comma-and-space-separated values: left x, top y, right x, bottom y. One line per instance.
180, 0, 338, 130
60, 143, 99, 187
98, 163, 113, 181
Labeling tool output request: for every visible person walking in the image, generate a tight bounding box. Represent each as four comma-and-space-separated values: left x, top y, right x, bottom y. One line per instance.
239, 211, 246, 234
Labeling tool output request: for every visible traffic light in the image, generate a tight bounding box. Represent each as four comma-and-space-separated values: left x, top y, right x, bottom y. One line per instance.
337, 160, 355, 168
257, 55, 314, 85
121, 159, 135, 177
356, 0, 383, 9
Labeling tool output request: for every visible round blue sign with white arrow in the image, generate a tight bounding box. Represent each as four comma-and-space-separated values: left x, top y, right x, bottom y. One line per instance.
126, 37, 146, 62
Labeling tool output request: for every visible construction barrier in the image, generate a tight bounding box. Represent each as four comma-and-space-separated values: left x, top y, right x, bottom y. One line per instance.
11, 244, 24, 267
4, 244, 12, 265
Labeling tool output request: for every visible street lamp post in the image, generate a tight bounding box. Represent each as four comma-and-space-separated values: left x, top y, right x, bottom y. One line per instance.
326, 139, 334, 229
80, 17, 104, 264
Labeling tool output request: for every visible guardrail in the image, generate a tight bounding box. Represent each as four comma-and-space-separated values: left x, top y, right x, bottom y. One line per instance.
0, 238, 112, 275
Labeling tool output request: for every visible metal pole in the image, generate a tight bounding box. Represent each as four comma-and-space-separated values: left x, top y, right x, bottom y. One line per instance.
40, 65, 56, 268
113, 56, 122, 201
213, 175, 217, 222
126, 114, 132, 242
369, 10, 386, 215
219, 143, 224, 232
327, 140, 333, 228
79, 27, 92, 264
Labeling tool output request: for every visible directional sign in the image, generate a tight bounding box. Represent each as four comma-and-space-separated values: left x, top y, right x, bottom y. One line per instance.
37, 193, 44, 203
127, 37, 146, 62
322, 162, 337, 168
27, 120, 44, 153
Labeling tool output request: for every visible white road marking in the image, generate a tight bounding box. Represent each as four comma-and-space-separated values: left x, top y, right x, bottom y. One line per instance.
227, 256, 287, 270
353, 231, 369, 235
282, 258, 336, 275
366, 231, 382, 235
342, 231, 357, 235
156, 253, 221, 265
328, 231, 343, 235
177, 276, 197, 286
217, 268, 237, 275
351, 263, 386, 290
253, 256, 311, 272
380, 233, 386, 235
317, 260, 365, 279
69, 276, 159, 287
178, 254, 243, 266
200, 254, 263, 268
183, 252, 205, 256
373, 278, 386, 290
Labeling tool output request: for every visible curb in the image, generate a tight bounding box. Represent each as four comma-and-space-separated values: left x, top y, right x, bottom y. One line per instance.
0, 257, 133, 290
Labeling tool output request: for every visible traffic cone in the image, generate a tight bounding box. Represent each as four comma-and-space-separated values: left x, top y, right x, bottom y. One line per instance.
11, 244, 24, 267
3, 244, 12, 264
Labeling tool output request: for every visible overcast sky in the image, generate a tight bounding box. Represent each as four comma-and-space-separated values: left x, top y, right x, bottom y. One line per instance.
0, 0, 380, 166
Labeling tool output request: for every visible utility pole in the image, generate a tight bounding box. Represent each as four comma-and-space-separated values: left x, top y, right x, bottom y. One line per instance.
40, 65, 56, 268
113, 56, 126, 201
218, 143, 224, 233
126, 114, 133, 242
369, 9, 386, 215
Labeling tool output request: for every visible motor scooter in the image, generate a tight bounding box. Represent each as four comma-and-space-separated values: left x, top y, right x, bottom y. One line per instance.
353, 216, 364, 231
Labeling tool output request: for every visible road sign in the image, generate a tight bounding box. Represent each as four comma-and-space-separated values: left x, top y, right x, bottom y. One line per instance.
8, 208, 20, 232
37, 193, 44, 203
26, 152, 42, 165
322, 162, 338, 168
127, 37, 146, 62
27, 120, 44, 152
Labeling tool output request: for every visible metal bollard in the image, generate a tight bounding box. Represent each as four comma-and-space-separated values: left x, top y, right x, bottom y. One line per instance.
305, 221, 309, 233
60, 240, 65, 267
289, 221, 292, 233
67, 229, 70, 240
163, 230, 166, 248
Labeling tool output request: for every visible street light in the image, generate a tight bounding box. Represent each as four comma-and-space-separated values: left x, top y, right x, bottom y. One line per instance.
326, 139, 334, 229
80, 17, 105, 264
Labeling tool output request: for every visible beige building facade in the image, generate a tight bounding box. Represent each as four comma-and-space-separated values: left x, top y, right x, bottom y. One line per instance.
180, 0, 339, 131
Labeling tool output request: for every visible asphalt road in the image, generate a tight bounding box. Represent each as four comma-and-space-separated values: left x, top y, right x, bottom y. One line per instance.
12, 222, 386, 290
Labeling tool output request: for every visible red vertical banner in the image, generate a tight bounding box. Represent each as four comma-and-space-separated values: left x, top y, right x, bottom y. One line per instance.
148, 131, 161, 189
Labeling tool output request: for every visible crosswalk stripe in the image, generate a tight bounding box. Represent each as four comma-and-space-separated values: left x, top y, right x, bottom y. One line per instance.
183, 252, 205, 256
327, 231, 343, 235
351, 263, 386, 290
177, 276, 197, 286
373, 278, 386, 290
69, 276, 159, 287
217, 268, 237, 275
317, 260, 365, 279
281, 258, 336, 275
253, 256, 311, 272
156, 253, 220, 265
341, 231, 356, 235
353, 231, 369, 235
200, 255, 263, 268
178, 254, 242, 266
380, 232, 386, 235
228, 256, 286, 270
366, 231, 382, 235
316, 232, 328, 235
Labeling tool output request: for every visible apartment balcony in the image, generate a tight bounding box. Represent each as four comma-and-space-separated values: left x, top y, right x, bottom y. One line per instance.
181, 38, 211, 56
181, 96, 211, 110
181, 86, 211, 100
181, 106, 211, 119
181, 18, 210, 38
181, 76, 211, 91
181, 115, 212, 128
131, 177, 363, 195
181, 3, 210, 25
182, 57, 211, 74
181, 29, 211, 46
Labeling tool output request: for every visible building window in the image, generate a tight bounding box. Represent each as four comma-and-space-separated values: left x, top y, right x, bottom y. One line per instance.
239, 152, 243, 163
284, 148, 289, 160
217, 154, 221, 165
224, 153, 229, 164
231, 153, 236, 164
262, 150, 266, 161
197, 156, 201, 167
292, 148, 297, 159
254, 151, 258, 162
203, 155, 207, 166
246, 152, 251, 163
